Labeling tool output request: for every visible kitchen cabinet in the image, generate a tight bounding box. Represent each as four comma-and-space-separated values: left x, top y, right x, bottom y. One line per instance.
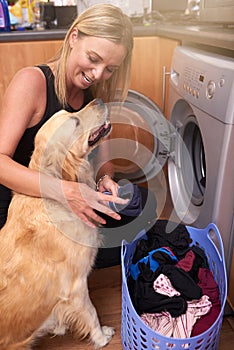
0, 40, 63, 109
130, 36, 180, 118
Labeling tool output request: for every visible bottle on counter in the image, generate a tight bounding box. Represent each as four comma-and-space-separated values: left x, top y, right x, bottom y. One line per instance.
0, 0, 11, 31
8, 0, 37, 30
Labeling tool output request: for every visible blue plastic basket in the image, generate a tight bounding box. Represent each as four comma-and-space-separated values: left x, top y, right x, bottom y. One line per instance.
121, 223, 227, 350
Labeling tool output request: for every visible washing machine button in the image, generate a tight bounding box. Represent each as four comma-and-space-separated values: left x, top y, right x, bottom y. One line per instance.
218, 78, 225, 88
206, 80, 216, 99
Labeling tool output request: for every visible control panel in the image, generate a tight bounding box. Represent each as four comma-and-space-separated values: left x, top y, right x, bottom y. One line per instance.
170, 46, 234, 124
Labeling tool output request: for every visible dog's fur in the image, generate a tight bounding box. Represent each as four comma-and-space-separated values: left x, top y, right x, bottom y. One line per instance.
0, 99, 114, 349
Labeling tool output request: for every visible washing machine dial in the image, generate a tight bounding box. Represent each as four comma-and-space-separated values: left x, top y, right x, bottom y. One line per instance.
219, 78, 225, 88
206, 80, 216, 99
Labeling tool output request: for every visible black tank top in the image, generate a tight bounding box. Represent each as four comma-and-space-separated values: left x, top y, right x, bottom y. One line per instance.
0, 65, 93, 206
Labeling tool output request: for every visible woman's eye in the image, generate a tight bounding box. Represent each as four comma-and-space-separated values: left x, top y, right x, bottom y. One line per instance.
106, 68, 113, 73
88, 55, 98, 63
106, 67, 116, 74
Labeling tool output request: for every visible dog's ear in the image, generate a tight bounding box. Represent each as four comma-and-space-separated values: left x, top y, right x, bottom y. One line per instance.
62, 152, 82, 182
61, 131, 89, 182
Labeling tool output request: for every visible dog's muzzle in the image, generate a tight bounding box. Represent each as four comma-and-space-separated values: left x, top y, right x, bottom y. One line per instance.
88, 99, 112, 146
88, 120, 111, 146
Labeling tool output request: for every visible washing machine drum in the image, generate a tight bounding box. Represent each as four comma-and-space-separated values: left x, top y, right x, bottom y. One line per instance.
108, 90, 171, 183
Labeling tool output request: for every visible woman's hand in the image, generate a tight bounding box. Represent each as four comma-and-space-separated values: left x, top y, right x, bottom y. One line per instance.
96, 174, 119, 196
61, 180, 126, 228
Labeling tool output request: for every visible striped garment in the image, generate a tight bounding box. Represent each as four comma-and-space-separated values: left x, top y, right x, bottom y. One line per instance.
141, 294, 211, 338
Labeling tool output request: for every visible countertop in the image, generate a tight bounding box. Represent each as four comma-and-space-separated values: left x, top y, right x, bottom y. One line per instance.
0, 22, 234, 52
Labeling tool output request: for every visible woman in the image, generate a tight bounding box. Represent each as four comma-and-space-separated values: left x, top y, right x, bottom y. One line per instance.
0, 4, 133, 226
0, 4, 156, 266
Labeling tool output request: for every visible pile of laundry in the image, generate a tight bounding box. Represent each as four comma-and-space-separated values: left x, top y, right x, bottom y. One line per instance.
127, 220, 221, 339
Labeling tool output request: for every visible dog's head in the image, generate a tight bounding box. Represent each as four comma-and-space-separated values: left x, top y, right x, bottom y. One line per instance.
30, 99, 111, 181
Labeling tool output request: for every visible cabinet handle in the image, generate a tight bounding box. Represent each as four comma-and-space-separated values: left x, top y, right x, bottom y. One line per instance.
162, 66, 171, 113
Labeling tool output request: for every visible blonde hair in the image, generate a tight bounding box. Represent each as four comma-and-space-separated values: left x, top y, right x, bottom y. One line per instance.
50, 4, 133, 108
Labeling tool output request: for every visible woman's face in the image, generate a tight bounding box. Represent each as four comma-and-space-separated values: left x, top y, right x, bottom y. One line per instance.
67, 30, 127, 89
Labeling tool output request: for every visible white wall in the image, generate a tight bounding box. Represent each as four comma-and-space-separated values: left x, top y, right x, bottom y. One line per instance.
77, 0, 152, 16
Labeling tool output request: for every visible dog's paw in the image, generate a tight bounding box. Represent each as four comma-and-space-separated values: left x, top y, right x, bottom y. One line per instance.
93, 326, 115, 349
102, 326, 115, 338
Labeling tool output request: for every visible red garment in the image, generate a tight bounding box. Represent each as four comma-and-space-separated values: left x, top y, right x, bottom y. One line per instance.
176, 250, 196, 272
191, 268, 221, 336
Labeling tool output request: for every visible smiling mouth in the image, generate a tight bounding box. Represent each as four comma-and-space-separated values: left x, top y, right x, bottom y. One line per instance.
82, 72, 93, 84
88, 121, 112, 146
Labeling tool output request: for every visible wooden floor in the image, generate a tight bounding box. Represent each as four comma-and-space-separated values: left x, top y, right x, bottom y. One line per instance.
35, 187, 234, 349
35, 265, 233, 350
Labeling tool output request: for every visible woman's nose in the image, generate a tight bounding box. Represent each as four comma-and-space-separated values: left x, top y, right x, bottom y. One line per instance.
92, 66, 104, 81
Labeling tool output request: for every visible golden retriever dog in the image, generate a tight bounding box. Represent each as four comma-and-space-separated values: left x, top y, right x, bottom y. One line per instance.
0, 99, 114, 349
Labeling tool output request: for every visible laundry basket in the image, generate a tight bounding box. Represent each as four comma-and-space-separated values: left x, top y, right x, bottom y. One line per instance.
121, 223, 227, 350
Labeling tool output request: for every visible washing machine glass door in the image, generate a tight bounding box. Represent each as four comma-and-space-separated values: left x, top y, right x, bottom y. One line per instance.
109, 90, 171, 183
168, 99, 206, 224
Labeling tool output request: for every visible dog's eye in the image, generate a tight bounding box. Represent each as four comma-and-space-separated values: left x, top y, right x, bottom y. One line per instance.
71, 117, 80, 127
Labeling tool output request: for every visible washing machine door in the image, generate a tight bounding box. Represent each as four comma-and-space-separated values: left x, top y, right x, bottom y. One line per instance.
168, 99, 206, 224
109, 90, 171, 183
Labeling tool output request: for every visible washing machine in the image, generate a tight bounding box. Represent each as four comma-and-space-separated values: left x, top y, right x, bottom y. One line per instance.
107, 46, 234, 285
167, 46, 234, 283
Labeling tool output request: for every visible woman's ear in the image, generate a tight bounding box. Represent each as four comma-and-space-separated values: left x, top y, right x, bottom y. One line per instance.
69, 28, 78, 48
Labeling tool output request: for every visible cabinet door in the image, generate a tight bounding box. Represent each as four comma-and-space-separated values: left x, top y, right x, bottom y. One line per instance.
130, 36, 180, 118
0, 40, 63, 109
